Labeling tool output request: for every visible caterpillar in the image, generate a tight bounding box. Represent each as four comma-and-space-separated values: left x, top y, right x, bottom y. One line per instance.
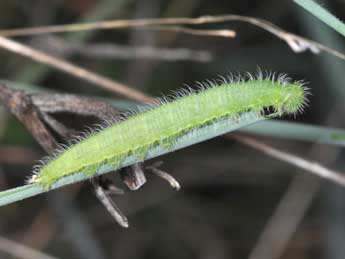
29, 73, 308, 189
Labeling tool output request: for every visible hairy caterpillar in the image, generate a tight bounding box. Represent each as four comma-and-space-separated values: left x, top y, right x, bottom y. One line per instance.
30, 73, 308, 189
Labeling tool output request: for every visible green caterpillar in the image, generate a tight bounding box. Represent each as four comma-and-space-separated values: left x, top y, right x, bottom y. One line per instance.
30, 73, 308, 189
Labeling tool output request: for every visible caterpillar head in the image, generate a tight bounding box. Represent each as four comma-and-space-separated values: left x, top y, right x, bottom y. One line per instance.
280, 82, 309, 115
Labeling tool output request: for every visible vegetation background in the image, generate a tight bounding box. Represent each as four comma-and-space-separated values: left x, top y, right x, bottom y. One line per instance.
0, 0, 345, 258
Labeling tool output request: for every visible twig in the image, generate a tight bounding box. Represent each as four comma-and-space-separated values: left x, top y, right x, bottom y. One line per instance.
40, 113, 77, 138
0, 36, 152, 103
0, 84, 57, 152
91, 179, 129, 228
31, 93, 117, 121
232, 135, 345, 187
145, 162, 181, 190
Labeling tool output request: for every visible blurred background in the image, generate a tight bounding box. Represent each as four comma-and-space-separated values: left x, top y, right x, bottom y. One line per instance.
0, 0, 345, 258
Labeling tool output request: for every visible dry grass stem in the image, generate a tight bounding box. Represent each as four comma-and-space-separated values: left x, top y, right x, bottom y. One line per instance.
1, 15, 344, 60
232, 135, 345, 187
0, 16, 237, 37
0, 36, 152, 103
146, 25, 235, 37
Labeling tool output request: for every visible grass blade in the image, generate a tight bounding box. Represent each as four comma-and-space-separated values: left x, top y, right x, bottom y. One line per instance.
294, 0, 345, 38
242, 120, 345, 146
3, 79, 345, 147
0, 111, 264, 206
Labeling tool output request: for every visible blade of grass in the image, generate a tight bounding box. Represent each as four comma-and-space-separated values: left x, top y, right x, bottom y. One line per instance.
242, 121, 345, 146
294, 0, 345, 38
3, 79, 345, 147
0, 111, 264, 206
